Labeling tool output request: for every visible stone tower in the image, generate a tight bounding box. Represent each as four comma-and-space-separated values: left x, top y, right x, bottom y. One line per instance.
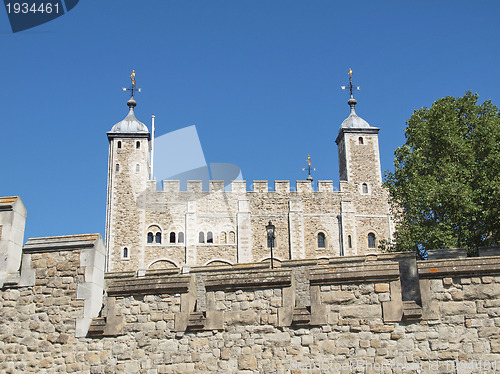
335, 94, 392, 256
105, 96, 151, 271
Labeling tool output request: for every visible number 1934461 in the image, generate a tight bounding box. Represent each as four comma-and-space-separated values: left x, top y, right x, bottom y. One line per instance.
5, 2, 60, 14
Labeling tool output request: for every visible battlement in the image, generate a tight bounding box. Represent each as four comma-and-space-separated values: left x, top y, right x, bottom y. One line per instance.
156, 180, 338, 193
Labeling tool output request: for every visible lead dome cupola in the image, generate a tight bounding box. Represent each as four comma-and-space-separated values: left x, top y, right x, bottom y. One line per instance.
340, 97, 370, 129
110, 97, 149, 133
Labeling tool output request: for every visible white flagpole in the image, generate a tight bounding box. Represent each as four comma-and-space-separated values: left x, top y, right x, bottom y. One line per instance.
151, 114, 155, 179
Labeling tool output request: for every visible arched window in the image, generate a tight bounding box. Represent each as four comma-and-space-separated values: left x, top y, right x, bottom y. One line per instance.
368, 233, 376, 248
362, 183, 368, 194
348, 235, 352, 249
147, 232, 154, 243
115, 164, 119, 172
358, 137, 364, 145
199, 232, 205, 243
207, 232, 213, 243
136, 141, 141, 149
169, 232, 176, 244
317, 232, 326, 248
117, 141, 122, 149
123, 247, 129, 258
155, 232, 162, 244
136, 164, 140, 173
178, 232, 184, 243
228, 231, 235, 244
220, 232, 226, 244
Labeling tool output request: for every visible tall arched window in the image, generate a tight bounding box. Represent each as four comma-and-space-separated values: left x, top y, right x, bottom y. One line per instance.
358, 137, 364, 145
136, 141, 141, 149
117, 141, 122, 149
348, 235, 352, 249
147, 232, 154, 243
123, 247, 129, 259
115, 164, 120, 172
220, 232, 226, 244
317, 232, 326, 248
169, 232, 176, 244
199, 232, 205, 243
362, 183, 368, 194
136, 164, 140, 173
207, 232, 213, 243
228, 231, 235, 244
178, 232, 184, 243
155, 232, 162, 244
368, 233, 376, 248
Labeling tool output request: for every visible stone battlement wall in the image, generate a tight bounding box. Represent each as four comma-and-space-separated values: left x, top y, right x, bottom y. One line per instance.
2, 235, 500, 373
158, 180, 339, 193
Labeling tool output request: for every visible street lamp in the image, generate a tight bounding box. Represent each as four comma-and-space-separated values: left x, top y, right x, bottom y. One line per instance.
266, 221, 275, 269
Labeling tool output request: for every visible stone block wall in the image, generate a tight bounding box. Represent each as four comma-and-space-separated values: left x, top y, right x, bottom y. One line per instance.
108, 178, 393, 272
2, 241, 500, 373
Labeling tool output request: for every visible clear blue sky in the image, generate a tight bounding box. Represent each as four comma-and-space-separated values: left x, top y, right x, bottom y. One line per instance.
1, 1, 499, 242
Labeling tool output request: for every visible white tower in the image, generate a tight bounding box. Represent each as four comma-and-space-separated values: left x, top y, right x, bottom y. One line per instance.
105, 89, 151, 272
335, 69, 391, 255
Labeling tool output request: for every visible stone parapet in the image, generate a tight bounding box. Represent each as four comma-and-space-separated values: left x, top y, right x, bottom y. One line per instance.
3, 248, 500, 372
158, 179, 340, 193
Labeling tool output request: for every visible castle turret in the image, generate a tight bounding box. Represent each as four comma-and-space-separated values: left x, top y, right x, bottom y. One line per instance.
335, 70, 391, 255
105, 94, 151, 272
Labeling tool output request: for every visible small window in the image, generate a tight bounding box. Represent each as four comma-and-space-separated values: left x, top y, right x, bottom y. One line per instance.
178, 232, 184, 243
358, 137, 364, 145
136, 164, 140, 173
136, 141, 141, 149
155, 232, 162, 244
368, 233, 376, 248
117, 141, 122, 149
147, 232, 154, 244
220, 232, 226, 244
115, 164, 119, 172
199, 232, 205, 243
169, 232, 175, 244
348, 235, 352, 249
317, 232, 326, 248
123, 247, 129, 259
228, 231, 235, 244
362, 183, 368, 194
207, 232, 213, 244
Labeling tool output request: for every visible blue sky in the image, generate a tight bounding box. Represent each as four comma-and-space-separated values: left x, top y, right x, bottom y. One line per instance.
1, 1, 499, 242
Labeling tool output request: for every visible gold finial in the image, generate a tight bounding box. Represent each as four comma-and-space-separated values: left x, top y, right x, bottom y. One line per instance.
302, 154, 315, 182
130, 70, 136, 87
122, 70, 141, 99
341, 68, 360, 102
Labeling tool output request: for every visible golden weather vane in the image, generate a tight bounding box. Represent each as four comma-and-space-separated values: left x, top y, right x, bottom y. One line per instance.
341, 68, 360, 98
302, 155, 316, 182
122, 69, 141, 98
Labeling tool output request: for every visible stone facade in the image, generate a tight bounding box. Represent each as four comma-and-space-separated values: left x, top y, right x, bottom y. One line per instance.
105, 99, 394, 273
1, 219, 500, 373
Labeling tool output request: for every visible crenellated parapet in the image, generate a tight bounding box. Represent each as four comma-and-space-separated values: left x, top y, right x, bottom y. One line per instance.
155, 180, 340, 194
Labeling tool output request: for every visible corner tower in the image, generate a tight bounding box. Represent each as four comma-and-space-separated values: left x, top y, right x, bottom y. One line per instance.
105, 90, 151, 272
336, 69, 391, 255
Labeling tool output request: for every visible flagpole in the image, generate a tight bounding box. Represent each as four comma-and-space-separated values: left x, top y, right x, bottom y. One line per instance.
151, 114, 155, 180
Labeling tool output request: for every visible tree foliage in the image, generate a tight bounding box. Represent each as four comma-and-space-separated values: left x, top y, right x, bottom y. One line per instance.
384, 91, 500, 256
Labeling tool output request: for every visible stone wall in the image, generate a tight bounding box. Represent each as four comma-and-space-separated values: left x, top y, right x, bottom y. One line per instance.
2, 237, 500, 373
107, 177, 393, 272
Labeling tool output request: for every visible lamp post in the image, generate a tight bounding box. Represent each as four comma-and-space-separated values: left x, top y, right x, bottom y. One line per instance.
266, 221, 275, 269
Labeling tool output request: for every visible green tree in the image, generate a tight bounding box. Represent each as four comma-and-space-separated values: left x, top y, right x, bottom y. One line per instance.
384, 91, 500, 256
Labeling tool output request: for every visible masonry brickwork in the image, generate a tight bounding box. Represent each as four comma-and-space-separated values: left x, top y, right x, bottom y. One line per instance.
1, 225, 500, 373
105, 100, 394, 273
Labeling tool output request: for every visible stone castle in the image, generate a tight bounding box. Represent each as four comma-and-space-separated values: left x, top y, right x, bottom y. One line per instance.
105, 90, 394, 273
1, 82, 500, 373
